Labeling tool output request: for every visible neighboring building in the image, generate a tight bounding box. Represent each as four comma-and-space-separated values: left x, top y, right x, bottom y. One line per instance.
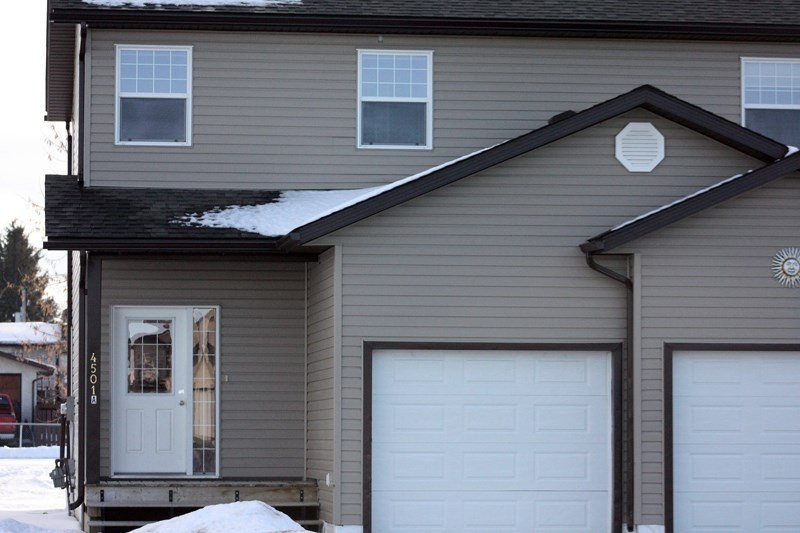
44, 2, 800, 532
0, 350, 54, 425
0, 322, 64, 421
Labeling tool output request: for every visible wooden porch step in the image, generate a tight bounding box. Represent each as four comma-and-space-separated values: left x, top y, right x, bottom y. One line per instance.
86, 481, 318, 507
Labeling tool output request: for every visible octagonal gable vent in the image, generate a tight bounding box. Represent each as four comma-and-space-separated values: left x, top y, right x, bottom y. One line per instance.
615, 122, 664, 172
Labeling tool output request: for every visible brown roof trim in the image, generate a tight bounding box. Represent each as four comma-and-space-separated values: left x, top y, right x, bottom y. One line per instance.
44, 237, 297, 254
48, 8, 800, 42
280, 84, 788, 249
581, 150, 800, 253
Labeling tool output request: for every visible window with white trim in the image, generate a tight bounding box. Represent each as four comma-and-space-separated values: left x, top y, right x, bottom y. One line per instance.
116, 45, 192, 145
358, 50, 432, 149
742, 58, 800, 146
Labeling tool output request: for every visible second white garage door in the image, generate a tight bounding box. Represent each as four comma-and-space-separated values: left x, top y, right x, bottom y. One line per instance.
673, 350, 800, 533
371, 349, 613, 533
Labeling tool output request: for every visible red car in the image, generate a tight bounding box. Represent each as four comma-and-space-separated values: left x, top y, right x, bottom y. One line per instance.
0, 393, 17, 442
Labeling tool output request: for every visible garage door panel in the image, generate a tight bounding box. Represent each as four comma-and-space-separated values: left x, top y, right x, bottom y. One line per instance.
373, 442, 609, 491
673, 351, 800, 533
674, 444, 800, 493
674, 492, 800, 533
373, 349, 613, 533
673, 397, 800, 445
375, 350, 609, 397
373, 395, 610, 444
674, 353, 800, 398
371, 490, 608, 533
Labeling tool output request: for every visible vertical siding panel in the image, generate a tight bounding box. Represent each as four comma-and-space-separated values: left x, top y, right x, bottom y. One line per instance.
306, 249, 336, 523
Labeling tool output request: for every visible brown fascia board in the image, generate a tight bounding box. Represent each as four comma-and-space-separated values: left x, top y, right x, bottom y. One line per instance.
43, 238, 283, 253
280, 85, 788, 250
581, 150, 800, 253
47, 8, 800, 42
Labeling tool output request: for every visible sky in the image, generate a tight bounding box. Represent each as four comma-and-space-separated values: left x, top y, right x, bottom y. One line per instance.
1, 1, 68, 311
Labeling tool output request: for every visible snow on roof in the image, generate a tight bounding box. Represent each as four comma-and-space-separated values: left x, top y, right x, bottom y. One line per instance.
84, 0, 301, 6
607, 144, 795, 235
0, 323, 61, 346
181, 142, 505, 237
130, 501, 311, 533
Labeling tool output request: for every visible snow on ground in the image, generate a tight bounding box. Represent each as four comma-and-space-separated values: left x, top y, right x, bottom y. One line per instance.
0, 446, 79, 533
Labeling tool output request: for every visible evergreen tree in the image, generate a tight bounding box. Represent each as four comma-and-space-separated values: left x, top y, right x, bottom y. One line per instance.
0, 222, 57, 322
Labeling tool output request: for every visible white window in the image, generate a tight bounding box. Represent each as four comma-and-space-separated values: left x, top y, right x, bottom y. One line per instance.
116, 45, 192, 145
358, 50, 432, 149
742, 58, 800, 146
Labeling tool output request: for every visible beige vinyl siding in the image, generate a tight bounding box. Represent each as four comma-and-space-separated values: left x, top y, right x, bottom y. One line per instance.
98, 259, 306, 478
619, 174, 800, 524
306, 249, 336, 523
311, 111, 763, 525
87, 30, 799, 188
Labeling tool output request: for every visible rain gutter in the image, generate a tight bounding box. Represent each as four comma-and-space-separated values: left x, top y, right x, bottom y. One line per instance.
585, 251, 635, 532
77, 22, 86, 183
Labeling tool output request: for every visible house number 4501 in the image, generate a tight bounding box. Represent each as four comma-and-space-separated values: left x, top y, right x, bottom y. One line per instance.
89, 353, 98, 405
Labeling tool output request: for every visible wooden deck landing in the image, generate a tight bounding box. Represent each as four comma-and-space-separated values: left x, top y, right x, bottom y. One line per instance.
82, 480, 320, 532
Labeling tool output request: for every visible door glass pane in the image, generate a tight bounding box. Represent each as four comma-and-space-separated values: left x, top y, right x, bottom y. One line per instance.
192, 308, 217, 474
127, 319, 173, 394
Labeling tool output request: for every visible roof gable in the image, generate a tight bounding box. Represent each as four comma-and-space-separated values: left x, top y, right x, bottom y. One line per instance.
581, 149, 800, 253
279, 85, 789, 249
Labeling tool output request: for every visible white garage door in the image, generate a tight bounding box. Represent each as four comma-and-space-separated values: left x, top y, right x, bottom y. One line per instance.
372, 349, 613, 533
673, 351, 800, 532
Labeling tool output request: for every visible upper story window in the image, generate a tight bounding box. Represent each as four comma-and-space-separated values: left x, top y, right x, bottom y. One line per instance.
116, 45, 192, 145
742, 58, 800, 147
358, 50, 433, 149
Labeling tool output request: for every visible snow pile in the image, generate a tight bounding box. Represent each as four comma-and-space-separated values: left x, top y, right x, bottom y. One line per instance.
0, 445, 59, 459
130, 501, 312, 533
0, 323, 61, 345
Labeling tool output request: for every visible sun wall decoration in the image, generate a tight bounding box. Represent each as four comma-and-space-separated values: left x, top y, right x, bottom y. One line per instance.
772, 247, 800, 287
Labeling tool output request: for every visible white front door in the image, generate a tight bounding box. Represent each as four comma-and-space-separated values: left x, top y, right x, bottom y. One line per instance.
112, 307, 191, 475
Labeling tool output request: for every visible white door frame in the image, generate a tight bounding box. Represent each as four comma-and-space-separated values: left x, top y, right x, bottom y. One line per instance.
111, 306, 193, 476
